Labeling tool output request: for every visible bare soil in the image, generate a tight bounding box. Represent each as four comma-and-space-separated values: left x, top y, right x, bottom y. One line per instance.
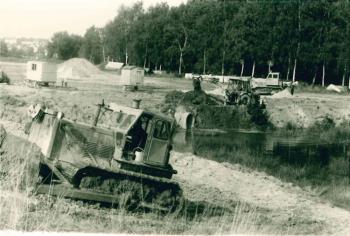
1, 62, 350, 234
171, 152, 350, 234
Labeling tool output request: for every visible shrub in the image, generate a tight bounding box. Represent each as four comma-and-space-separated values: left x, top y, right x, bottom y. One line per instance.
247, 97, 271, 129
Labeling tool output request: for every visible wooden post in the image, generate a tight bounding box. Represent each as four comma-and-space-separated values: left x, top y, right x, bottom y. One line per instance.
93, 99, 104, 127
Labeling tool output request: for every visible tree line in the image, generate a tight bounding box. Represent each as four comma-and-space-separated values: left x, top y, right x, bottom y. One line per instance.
14, 0, 350, 85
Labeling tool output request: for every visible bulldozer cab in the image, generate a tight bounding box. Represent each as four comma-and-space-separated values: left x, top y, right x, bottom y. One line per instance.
106, 103, 174, 167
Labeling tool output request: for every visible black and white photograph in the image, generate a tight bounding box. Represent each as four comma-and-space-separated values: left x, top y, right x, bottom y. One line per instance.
1, 0, 350, 235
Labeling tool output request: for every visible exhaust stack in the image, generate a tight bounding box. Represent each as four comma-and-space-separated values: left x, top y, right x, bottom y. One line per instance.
132, 99, 141, 109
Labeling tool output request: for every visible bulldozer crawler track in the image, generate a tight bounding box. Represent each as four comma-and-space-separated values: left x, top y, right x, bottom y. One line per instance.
38, 164, 183, 211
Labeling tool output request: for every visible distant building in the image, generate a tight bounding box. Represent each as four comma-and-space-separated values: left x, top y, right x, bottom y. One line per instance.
121, 66, 144, 90
26, 61, 57, 86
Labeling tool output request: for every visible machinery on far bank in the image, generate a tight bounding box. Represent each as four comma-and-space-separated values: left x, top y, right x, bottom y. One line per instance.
224, 77, 256, 105
27, 99, 182, 211
251, 72, 290, 95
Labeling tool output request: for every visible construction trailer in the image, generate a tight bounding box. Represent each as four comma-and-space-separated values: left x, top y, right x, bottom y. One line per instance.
26, 61, 57, 87
121, 66, 144, 91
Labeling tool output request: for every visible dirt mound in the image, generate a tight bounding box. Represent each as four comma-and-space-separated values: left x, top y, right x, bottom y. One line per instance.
160, 90, 269, 130
159, 90, 221, 113
206, 87, 225, 96
57, 58, 101, 80
270, 88, 292, 98
193, 105, 252, 129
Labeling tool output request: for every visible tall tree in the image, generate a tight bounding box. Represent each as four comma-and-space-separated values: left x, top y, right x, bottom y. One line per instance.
47, 32, 83, 60
81, 26, 103, 64
0, 40, 9, 57
104, 2, 144, 64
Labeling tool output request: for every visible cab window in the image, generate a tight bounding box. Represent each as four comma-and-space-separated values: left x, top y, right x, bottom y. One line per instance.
153, 120, 170, 140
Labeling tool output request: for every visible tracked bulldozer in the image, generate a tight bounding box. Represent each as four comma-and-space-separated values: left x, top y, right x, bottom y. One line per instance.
26, 100, 182, 211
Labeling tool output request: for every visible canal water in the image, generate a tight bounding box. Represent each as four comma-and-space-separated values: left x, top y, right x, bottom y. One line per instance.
172, 129, 349, 182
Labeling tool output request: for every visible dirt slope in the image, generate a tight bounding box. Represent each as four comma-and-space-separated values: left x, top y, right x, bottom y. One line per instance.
265, 92, 350, 128
171, 152, 350, 235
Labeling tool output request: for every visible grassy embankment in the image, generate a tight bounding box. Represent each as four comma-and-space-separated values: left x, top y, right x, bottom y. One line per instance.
192, 115, 350, 210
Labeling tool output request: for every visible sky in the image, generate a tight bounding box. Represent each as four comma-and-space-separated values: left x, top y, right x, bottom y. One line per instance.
0, 0, 186, 39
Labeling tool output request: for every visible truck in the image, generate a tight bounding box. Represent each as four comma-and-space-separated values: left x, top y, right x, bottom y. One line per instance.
251, 72, 290, 95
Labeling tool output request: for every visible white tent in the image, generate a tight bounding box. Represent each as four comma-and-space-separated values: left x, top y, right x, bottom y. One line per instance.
105, 61, 124, 70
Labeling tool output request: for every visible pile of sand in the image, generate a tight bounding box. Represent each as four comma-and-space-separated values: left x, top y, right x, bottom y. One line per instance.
57, 58, 101, 80
270, 88, 292, 98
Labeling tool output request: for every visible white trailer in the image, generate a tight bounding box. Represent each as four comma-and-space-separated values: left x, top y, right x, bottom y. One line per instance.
26, 61, 57, 87
121, 66, 144, 90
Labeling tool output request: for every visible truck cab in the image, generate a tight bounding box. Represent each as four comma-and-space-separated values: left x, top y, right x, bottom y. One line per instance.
266, 72, 280, 87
